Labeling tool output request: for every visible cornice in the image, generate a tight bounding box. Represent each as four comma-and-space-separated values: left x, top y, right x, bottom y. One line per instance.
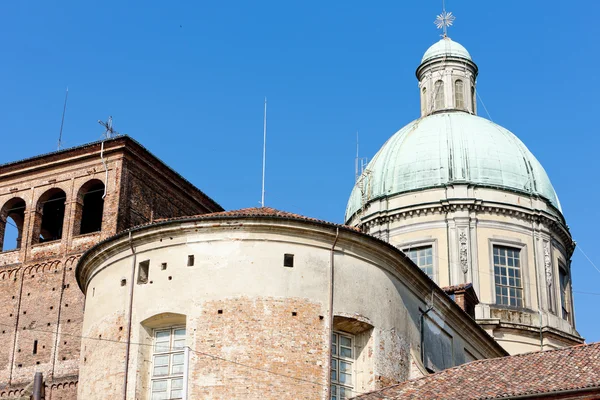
358, 199, 574, 254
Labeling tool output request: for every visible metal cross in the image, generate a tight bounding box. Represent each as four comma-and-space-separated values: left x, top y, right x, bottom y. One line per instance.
434, 0, 455, 37
98, 116, 120, 139
435, 11, 455, 37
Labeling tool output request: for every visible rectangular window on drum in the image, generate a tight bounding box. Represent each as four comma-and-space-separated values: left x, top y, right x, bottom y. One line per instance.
405, 246, 434, 280
493, 246, 523, 307
559, 266, 570, 321
151, 327, 186, 400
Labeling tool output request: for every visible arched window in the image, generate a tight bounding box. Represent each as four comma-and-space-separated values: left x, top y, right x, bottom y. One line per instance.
77, 180, 105, 235
434, 80, 444, 110
421, 87, 427, 114
0, 198, 26, 251
141, 313, 188, 400
471, 86, 476, 113
35, 188, 67, 244
454, 80, 464, 109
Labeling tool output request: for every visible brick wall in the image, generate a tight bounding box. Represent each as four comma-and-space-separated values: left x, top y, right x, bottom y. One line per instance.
0, 137, 221, 398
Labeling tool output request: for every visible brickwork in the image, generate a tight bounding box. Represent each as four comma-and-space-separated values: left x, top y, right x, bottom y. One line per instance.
0, 136, 222, 397
188, 297, 328, 399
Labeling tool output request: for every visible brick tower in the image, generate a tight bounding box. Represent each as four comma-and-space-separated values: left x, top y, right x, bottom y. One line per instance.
0, 136, 222, 399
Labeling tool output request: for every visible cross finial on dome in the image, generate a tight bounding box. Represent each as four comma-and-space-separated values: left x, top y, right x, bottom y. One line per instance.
435, 0, 455, 37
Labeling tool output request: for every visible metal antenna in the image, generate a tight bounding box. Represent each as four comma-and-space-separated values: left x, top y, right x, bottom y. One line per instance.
355, 131, 359, 182
57, 87, 69, 150
98, 116, 120, 139
261, 98, 267, 208
435, 0, 456, 37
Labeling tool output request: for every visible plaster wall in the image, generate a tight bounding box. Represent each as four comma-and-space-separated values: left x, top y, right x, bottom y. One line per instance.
77, 219, 504, 400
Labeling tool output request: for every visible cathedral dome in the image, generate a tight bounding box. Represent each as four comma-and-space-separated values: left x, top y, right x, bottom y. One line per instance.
421, 37, 472, 63
345, 111, 561, 220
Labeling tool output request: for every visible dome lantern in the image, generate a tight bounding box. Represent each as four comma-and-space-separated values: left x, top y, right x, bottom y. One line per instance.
417, 37, 479, 117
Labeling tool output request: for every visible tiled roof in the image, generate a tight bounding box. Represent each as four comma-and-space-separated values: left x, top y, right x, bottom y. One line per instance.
154, 207, 361, 231
353, 342, 600, 400
441, 283, 473, 294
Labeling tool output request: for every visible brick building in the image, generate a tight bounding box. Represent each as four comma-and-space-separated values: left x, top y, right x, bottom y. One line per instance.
0, 136, 222, 399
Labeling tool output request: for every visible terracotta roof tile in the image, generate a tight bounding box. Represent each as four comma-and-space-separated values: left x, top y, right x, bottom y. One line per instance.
352, 342, 600, 400
441, 283, 473, 294
154, 207, 362, 231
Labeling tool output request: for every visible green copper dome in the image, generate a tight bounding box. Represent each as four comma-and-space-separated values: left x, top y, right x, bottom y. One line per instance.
346, 112, 561, 221
421, 37, 471, 63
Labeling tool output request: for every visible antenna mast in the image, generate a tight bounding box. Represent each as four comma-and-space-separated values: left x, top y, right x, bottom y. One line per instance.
355, 131, 358, 182
261, 98, 267, 208
57, 87, 69, 150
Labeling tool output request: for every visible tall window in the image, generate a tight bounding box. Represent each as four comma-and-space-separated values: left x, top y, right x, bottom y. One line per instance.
559, 266, 570, 321
151, 327, 186, 400
454, 80, 464, 108
471, 86, 476, 113
405, 246, 434, 279
79, 180, 105, 234
1, 198, 25, 252
434, 80, 444, 110
331, 331, 354, 400
38, 189, 67, 243
421, 87, 427, 113
493, 246, 523, 307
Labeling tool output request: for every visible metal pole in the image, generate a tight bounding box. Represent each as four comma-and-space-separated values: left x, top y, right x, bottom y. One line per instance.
261, 97, 267, 208
57, 88, 69, 150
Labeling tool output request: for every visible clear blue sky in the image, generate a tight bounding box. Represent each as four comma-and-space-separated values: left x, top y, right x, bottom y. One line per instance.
1, 1, 599, 343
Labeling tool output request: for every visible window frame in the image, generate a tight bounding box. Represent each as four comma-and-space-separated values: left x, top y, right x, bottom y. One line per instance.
488, 239, 529, 309
150, 326, 187, 400
558, 263, 571, 322
399, 239, 438, 282
434, 80, 445, 110
454, 79, 464, 109
331, 331, 355, 400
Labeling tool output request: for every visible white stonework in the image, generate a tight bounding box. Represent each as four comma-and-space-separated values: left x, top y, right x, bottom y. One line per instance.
346, 37, 583, 355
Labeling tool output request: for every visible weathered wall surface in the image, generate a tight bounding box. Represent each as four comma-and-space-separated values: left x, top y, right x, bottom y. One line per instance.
0, 137, 222, 398
77, 217, 505, 399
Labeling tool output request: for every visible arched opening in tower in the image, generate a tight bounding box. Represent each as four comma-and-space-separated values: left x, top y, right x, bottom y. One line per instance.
79, 181, 105, 234
0, 198, 26, 251
39, 189, 67, 243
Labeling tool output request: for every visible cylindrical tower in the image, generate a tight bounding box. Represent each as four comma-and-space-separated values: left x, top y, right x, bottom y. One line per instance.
75, 208, 505, 399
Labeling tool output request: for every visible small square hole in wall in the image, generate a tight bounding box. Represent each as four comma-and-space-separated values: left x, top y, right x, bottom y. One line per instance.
187, 255, 195, 267
284, 254, 294, 268
161, 262, 167, 270
217, 309, 223, 314
292, 311, 297, 317
121, 278, 127, 287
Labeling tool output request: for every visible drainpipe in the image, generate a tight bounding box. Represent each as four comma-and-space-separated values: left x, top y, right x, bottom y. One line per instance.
326, 228, 340, 400
32, 372, 44, 400
123, 231, 137, 399
100, 141, 108, 199
419, 303, 434, 365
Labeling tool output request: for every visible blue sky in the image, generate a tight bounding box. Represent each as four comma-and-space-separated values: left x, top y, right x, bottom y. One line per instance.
1, 1, 599, 343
